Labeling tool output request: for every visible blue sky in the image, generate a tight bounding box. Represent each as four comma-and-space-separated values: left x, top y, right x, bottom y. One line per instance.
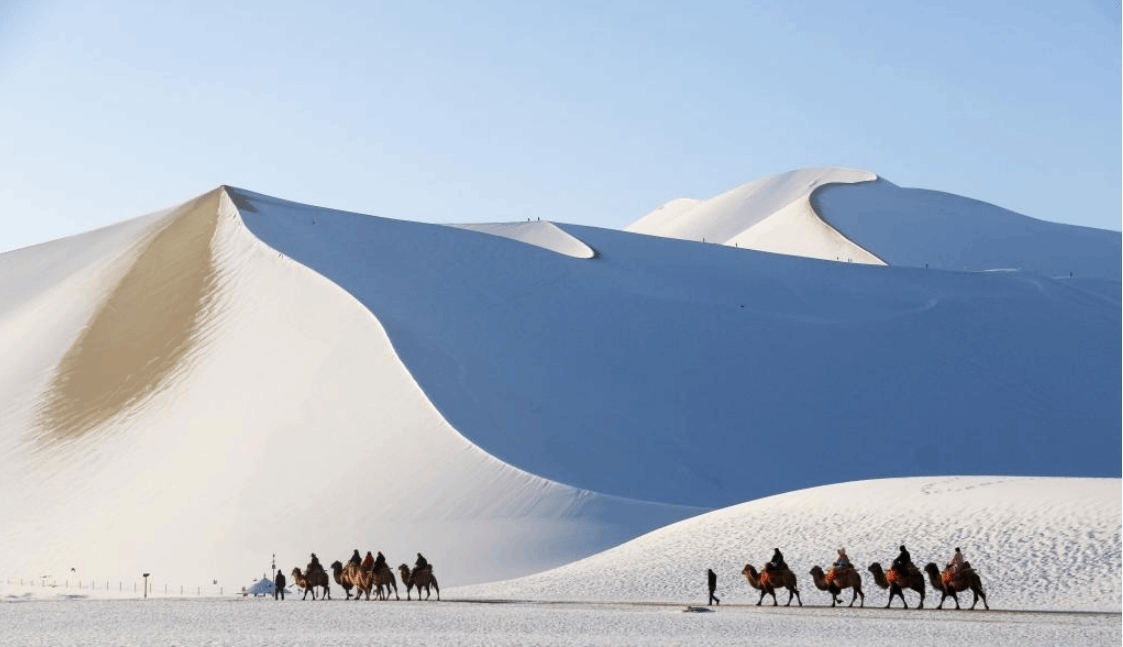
1, 0, 1119, 253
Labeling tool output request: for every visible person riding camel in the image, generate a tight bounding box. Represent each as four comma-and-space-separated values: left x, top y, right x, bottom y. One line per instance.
361, 551, 375, 571
308, 553, 323, 574
947, 547, 965, 577
349, 549, 362, 567
833, 548, 852, 571
415, 552, 429, 573
892, 545, 913, 574
373, 551, 386, 572
766, 548, 787, 573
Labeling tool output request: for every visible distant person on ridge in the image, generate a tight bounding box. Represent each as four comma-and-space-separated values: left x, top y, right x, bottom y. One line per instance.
274, 569, 286, 600
707, 568, 720, 606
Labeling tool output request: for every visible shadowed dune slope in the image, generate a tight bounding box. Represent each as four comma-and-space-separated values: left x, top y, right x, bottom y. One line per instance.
230, 187, 1120, 509
813, 178, 1121, 279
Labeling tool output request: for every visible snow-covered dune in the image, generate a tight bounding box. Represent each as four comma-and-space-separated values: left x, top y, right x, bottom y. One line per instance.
814, 177, 1121, 278
233, 188, 1119, 510
629, 168, 1121, 280
627, 168, 881, 263
0, 173, 1117, 597
0, 188, 700, 589
456, 476, 1122, 612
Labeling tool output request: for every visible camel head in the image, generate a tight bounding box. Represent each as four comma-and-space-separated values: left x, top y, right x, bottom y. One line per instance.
398, 564, 410, 575
741, 564, 756, 576
291, 567, 301, 577
809, 565, 824, 576
330, 560, 343, 572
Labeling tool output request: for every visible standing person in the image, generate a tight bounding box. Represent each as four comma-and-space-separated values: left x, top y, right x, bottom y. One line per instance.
707, 568, 720, 606
274, 569, 286, 600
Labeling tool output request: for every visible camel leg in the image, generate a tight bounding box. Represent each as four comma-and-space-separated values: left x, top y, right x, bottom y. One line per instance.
971, 586, 988, 610
917, 589, 924, 610
756, 589, 765, 606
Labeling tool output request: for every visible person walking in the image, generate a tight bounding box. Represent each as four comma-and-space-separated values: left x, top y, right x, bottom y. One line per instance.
707, 568, 720, 606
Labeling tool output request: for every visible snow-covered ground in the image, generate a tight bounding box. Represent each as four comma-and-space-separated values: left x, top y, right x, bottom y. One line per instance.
0, 597, 1118, 647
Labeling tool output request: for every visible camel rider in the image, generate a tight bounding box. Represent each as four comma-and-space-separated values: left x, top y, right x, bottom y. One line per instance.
349, 549, 362, 567
362, 551, 375, 571
766, 548, 787, 573
415, 552, 429, 573
892, 545, 913, 573
833, 548, 852, 571
947, 547, 965, 576
373, 551, 387, 572
308, 553, 323, 574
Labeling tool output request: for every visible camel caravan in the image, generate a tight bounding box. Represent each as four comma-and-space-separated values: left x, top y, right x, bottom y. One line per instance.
738, 546, 988, 610
287, 550, 439, 602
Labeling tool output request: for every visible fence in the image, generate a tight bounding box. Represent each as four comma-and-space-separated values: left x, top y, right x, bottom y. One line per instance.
4, 577, 226, 597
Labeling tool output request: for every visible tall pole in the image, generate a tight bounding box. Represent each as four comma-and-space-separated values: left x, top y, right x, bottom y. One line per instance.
142, 573, 150, 599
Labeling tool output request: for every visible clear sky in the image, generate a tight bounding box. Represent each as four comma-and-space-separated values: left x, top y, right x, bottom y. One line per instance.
1, 0, 1119, 253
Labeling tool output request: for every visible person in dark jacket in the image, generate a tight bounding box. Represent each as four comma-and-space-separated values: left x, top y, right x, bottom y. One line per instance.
274, 569, 286, 600
372, 551, 386, 572
415, 552, 429, 572
707, 568, 720, 606
892, 545, 913, 573
349, 549, 362, 567
766, 548, 787, 573
308, 553, 323, 574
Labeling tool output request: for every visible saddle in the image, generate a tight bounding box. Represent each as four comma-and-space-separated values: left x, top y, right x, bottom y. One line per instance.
825, 566, 852, 585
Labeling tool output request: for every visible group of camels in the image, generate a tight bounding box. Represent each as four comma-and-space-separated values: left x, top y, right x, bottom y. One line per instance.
289, 557, 439, 602
740, 558, 988, 610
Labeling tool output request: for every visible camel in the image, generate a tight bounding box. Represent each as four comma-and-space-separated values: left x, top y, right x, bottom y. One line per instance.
809, 565, 864, 608
868, 562, 924, 609
290, 566, 331, 600
330, 560, 355, 600
331, 560, 373, 601
924, 562, 989, 610
371, 565, 399, 601
399, 564, 440, 601
741, 564, 802, 607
